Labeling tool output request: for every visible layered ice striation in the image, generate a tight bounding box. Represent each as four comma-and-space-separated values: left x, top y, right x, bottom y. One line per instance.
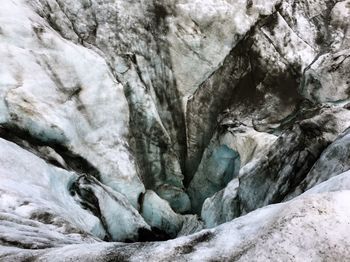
0, 138, 106, 244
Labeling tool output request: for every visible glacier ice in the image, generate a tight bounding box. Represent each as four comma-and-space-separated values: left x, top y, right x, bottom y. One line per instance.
0, 0, 350, 260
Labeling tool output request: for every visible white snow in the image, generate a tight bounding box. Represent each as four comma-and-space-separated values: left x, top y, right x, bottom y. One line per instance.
0, 138, 106, 241
0, 0, 144, 207
11, 172, 350, 261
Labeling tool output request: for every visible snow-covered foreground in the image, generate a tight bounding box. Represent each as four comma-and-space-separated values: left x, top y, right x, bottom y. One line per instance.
2, 170, 350, 261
